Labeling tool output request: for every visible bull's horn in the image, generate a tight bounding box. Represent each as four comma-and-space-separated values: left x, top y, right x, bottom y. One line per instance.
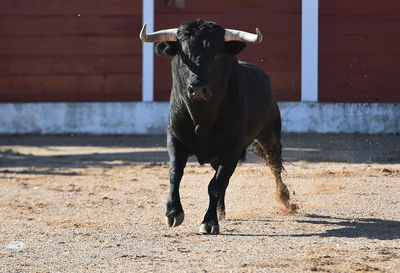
224, 28, 263, 43
140, 24, 177, 42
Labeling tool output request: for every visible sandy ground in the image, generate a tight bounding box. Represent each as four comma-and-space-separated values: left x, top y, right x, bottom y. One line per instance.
0, 133, 399, 272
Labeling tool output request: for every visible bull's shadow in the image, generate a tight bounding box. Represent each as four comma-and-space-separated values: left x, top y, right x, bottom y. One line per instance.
225, 214, 400, 240
292, 214, 400, 240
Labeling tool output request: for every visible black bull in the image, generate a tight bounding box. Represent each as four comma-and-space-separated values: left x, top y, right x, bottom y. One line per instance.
141, 19, 296, 235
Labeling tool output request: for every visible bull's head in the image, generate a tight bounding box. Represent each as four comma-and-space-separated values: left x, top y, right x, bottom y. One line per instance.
140, 19, 262, 102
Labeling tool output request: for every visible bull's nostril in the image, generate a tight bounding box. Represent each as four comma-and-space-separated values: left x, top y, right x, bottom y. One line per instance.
187, 85, 211, 100
188, 86, 195, 99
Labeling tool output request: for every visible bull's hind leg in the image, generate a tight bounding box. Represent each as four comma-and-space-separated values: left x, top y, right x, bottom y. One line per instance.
255, 132, 297, 212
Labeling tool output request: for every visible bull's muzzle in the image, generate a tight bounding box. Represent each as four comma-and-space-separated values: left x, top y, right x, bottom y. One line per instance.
187, 85, 212, 101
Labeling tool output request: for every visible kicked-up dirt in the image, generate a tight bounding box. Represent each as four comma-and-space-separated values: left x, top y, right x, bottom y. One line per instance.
0, 133, 399, 272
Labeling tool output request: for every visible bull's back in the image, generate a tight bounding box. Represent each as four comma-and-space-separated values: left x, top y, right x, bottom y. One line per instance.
237, 61, 280, 143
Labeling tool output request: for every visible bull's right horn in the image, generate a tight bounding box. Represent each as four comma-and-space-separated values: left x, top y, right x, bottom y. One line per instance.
224, 28, 263, 43
140, 24, 178, 42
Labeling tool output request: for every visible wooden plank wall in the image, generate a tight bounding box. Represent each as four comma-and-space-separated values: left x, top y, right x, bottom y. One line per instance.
154, 0, 301, 101
0, 0, 142, 102
319, 0, 400, 102
2, 1, 398, 103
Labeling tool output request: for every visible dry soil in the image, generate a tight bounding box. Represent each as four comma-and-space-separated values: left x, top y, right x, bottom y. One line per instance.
0, 134, 399, 272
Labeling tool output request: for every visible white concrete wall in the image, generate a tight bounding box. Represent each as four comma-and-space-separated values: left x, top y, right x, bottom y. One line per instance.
279, 102, 400, 133
1, 102, 399, 134
0, 102, 169, 134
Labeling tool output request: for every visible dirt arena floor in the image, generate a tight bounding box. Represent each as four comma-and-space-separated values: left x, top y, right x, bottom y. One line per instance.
0, 133, 399, 272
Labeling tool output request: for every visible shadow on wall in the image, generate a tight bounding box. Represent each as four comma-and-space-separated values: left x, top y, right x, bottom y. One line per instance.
0, 134, 399, 170
280, 133, 400, 164
0, 135, 169, 170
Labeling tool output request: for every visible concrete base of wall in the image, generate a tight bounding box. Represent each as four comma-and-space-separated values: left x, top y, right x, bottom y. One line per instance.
1, 102, 399, 134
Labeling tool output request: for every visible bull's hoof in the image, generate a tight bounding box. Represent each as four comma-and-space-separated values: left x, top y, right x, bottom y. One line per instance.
199, 223, 219, 235
275, 185, 290, 204
165, 212, 184, 227
217, 210, 226, 221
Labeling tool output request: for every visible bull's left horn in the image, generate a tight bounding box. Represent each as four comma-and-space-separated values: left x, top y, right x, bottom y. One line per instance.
140, 24, 178, 42
224, 28, 263, 43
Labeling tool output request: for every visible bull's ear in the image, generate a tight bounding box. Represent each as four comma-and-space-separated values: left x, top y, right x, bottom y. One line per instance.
224, 41, 246, 55
155, 42, 178, 57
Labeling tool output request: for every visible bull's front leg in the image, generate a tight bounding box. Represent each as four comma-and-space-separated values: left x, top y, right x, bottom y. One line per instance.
199, 138, 243, 235
166, 131, 188, 227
